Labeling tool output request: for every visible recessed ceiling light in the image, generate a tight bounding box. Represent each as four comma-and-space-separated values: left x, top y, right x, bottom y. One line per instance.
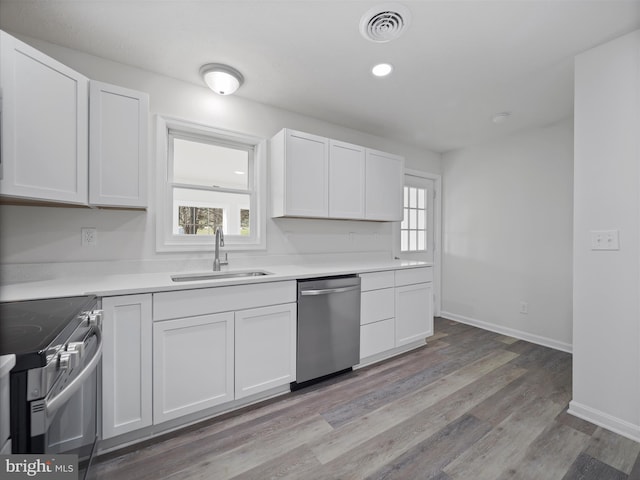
372, 63, 393, 77
234, 170, 245, 175
491, 112, 511, 124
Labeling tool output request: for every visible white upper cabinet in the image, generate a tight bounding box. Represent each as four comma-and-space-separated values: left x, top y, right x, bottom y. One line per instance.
89, 81, 149, 208
0, 30, 89, 204
329, 140, 365, 219
0, 31, 149, 208
365, 149, 404, 221
270, 128, 404, 222
271, 128, 329, 218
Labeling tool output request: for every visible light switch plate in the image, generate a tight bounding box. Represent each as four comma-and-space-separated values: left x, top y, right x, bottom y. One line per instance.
590, 230, 619, 250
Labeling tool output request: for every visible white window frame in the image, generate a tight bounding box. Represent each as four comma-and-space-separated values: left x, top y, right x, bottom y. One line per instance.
155, 116, 266, 252
401, 182, 429, 253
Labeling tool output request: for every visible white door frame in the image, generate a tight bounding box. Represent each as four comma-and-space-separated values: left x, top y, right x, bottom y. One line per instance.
394, 168, 442, 316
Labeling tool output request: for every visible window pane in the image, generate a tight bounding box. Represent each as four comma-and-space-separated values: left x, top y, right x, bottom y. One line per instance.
409, 187, 417, 208
173, 187, 250, 236
418, 188, 426, 209
401, 208, 408, 229
177, 206, 222, 235
173, 138, 249, 189
410, 209, 417, 229
401, 230, 409, 251
418, 210, 425, 230
240, 209, 250, 236
409, 231, 417, 251
418, 231, 426, 250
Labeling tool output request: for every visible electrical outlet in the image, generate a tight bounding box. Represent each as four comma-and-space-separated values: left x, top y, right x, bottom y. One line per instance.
590, 230, 620, 250
81, 228, 97, 247
519, 301, 529, 315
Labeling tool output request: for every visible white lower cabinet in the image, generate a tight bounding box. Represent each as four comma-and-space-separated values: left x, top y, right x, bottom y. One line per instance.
101, 294, 153, 439
395, 282, 434, 346
153, 313, 234, 424
150, 281, 297, 425
360, 318, 396, 359
359, 271, 396, 361
235, 304, 297, 399
359, 267, 434, 363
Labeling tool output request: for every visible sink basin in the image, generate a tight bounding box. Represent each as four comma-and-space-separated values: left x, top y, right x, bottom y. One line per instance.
171, 270, 272, 282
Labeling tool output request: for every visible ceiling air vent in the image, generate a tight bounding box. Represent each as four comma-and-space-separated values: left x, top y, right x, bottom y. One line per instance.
359, 3, 411, 43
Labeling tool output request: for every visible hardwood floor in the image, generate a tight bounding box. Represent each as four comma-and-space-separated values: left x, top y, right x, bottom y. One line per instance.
94, 318, 640, 480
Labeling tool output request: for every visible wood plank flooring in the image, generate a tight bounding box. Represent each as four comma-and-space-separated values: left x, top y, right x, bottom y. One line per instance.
94, 318, 640, 480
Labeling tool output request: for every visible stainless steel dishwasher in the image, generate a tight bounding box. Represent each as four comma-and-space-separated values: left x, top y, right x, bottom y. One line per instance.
293, 275, 361, 389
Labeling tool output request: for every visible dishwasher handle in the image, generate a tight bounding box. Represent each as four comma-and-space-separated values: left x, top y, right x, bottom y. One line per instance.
300, 285, 360, 296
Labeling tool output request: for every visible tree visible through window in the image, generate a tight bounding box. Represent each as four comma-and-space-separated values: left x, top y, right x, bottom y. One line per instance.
240, 209, 250, 236
178, 206, 223, 235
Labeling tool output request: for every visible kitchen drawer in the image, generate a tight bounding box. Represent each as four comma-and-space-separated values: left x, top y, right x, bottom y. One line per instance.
395, 267, 433, 287
360, 318, 395, 359
361, 288, 394, 325
153, 281, 296, 321
360, 271, 395, 291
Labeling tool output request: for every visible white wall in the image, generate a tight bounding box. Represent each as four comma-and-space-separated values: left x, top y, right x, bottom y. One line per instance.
569, 30, 640, 442
441, 118, 574, 351
0, 34, 441, 276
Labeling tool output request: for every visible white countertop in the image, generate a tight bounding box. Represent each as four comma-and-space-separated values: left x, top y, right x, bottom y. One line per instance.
0, 260, 431, 302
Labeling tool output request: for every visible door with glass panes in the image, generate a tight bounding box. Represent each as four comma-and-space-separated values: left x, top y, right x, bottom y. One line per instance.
399, 174, 435, 263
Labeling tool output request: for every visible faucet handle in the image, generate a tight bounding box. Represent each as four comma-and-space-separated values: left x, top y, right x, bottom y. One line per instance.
216, 227, 225, 247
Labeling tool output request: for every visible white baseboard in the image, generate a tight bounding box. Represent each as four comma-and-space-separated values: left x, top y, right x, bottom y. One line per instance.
440, 311, 572, 353
568, 400, 640, 443
355, 340, 426, 369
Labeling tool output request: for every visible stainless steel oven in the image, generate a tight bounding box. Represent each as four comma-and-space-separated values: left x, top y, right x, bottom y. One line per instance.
0, 296, 102, 480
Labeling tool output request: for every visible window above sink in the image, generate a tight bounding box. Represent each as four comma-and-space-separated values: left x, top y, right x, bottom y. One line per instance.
155, 116, 267, 252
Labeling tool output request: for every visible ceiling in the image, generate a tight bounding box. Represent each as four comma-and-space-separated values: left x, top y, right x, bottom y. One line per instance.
1, 0, 639, 153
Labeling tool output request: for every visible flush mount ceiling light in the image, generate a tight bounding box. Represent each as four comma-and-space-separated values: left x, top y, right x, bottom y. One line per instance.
372, 63, 393, 77
200, 63, 244, 95
492, 112, 512, 124
360, 3, 411, 43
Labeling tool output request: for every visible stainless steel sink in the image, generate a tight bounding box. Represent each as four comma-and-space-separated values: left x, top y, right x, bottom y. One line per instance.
170, 270, 272, 282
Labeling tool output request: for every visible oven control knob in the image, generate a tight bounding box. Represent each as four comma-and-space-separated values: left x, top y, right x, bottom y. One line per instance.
58, 350, 79, 370
66, 341, 85, 358
88, 310, 103, 328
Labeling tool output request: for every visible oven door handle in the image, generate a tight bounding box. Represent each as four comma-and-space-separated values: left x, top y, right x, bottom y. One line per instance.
45, 327, 103, 418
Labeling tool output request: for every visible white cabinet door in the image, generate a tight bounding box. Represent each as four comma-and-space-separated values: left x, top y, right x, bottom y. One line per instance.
361, 288, 395, 325
89, 81, 148, 208
360, 318, 396, 359
101, 294, 152, 439
0, 31, 89, 204
235, 303, 297, 399
395, 282, 433, 346
329, 140, 365, 219
271, 129, 329, 218
365, 149, 404, 221
153, 313, 234, 424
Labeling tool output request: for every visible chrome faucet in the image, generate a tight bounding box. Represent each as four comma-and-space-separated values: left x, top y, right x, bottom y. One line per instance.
213, 227, 228, 271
